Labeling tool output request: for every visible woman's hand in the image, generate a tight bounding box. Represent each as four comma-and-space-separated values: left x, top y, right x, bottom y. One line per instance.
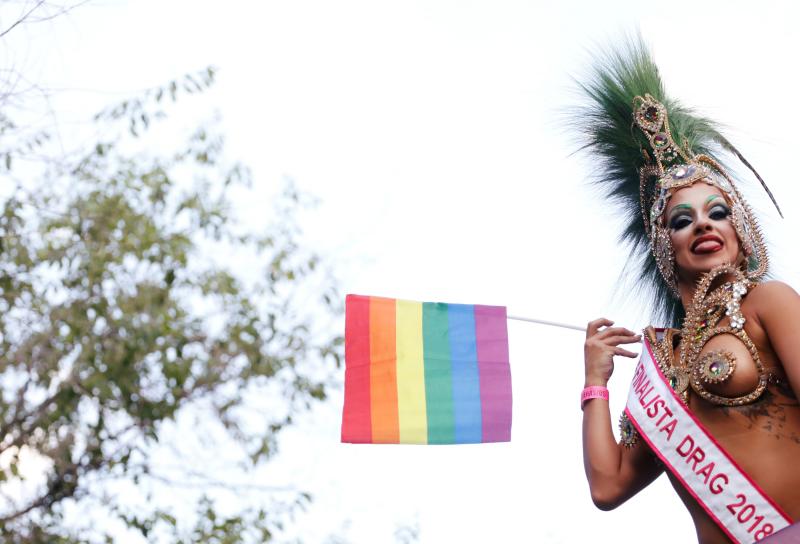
581, 319, 661, 511
584, 318, 641, 387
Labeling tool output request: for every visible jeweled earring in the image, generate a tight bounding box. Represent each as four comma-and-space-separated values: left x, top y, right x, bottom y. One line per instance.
731, 202, 754, 256
652, 225, 679, 297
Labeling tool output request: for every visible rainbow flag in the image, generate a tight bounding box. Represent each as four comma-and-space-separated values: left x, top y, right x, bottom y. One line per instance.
342, 294, 512, 444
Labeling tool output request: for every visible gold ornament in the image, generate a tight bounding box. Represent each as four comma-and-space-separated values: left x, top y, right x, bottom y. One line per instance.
632, 95, 770, 287
647, 264, 771, 407
696, 349, 737, 384
619, 412, 639, 449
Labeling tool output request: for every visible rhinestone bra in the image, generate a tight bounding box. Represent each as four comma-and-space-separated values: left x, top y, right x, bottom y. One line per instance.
649, 264, 769, 407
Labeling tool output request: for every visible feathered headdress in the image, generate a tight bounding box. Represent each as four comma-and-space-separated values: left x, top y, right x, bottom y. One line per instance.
574, 37, 780, 326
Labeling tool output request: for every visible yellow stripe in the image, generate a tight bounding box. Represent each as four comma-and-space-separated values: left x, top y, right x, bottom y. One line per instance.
395, 299, 427, 444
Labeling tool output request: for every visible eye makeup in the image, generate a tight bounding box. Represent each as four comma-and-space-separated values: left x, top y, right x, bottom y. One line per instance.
667, 196, 730, 230
668, 204, 693, 230
667, 203, 693, 220
709, 202, 731, 220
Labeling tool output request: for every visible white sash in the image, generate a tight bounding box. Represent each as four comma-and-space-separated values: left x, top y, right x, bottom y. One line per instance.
625, 336, 792, 543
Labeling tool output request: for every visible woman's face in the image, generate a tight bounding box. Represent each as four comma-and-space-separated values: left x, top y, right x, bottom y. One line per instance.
663, 182, 742, 283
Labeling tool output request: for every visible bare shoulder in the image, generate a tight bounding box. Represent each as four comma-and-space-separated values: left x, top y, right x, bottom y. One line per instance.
747, 280, 800, 320
748, 280, 800, 302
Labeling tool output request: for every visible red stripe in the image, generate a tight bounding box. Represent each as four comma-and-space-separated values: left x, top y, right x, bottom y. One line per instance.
342, 294, 372, 443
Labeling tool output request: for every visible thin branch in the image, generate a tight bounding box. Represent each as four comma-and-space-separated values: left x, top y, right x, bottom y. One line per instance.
19, 0, 92, 25
0, 487, 51, 524
0, 0, 47, 39
0, 366, 80, 450
144, 470, 302, 494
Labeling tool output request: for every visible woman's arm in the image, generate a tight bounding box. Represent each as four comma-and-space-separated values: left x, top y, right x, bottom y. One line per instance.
750, 281, 800, 399
582, 318, 664, 510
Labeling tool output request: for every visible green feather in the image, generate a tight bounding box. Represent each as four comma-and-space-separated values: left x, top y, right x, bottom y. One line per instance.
573, 37, 773, 326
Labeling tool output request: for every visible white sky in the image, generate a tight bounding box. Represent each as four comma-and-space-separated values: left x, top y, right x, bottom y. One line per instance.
7, 0, 800, 542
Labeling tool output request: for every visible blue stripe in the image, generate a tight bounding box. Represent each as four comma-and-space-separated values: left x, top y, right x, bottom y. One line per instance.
447, 304, 482, 443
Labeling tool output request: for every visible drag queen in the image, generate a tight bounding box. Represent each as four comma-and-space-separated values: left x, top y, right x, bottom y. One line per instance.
578, 41, 800, 543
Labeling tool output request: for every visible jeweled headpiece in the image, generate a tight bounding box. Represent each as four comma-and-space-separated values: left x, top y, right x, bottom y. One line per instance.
574, 38, 781, 325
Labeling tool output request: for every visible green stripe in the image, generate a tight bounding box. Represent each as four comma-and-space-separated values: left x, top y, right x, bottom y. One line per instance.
423, 302, 454, 444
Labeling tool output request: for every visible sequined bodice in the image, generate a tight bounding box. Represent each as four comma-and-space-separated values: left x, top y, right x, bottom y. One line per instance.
649, 264, 768, 406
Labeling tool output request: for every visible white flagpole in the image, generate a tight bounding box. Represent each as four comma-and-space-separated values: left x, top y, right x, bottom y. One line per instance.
506, 314, 586, 332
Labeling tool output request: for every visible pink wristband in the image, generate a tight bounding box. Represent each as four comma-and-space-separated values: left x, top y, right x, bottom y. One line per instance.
581, 385, 609, 410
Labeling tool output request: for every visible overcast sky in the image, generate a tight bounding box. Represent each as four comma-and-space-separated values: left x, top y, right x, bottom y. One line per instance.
7, 1, 800, 542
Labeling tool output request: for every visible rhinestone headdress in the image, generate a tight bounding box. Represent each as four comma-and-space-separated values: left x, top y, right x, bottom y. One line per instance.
574, 38, 780, 325
632, 94, 771, 296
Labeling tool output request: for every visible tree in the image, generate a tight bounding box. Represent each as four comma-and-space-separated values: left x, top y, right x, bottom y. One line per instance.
0, 62, 342, 541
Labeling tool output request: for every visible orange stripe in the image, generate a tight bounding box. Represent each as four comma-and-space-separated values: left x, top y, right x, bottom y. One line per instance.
369, 296, 399, 442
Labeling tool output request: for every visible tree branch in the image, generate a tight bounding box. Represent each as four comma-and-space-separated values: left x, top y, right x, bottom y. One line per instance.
0, 0, 47, 39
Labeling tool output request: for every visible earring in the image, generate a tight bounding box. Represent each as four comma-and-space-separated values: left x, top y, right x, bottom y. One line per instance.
731, 202, 754, 256
652, 225, 679, 297
729, 198, 768, 280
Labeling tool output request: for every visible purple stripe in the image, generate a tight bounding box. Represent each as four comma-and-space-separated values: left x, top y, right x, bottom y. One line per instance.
474, 305, 511, 442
